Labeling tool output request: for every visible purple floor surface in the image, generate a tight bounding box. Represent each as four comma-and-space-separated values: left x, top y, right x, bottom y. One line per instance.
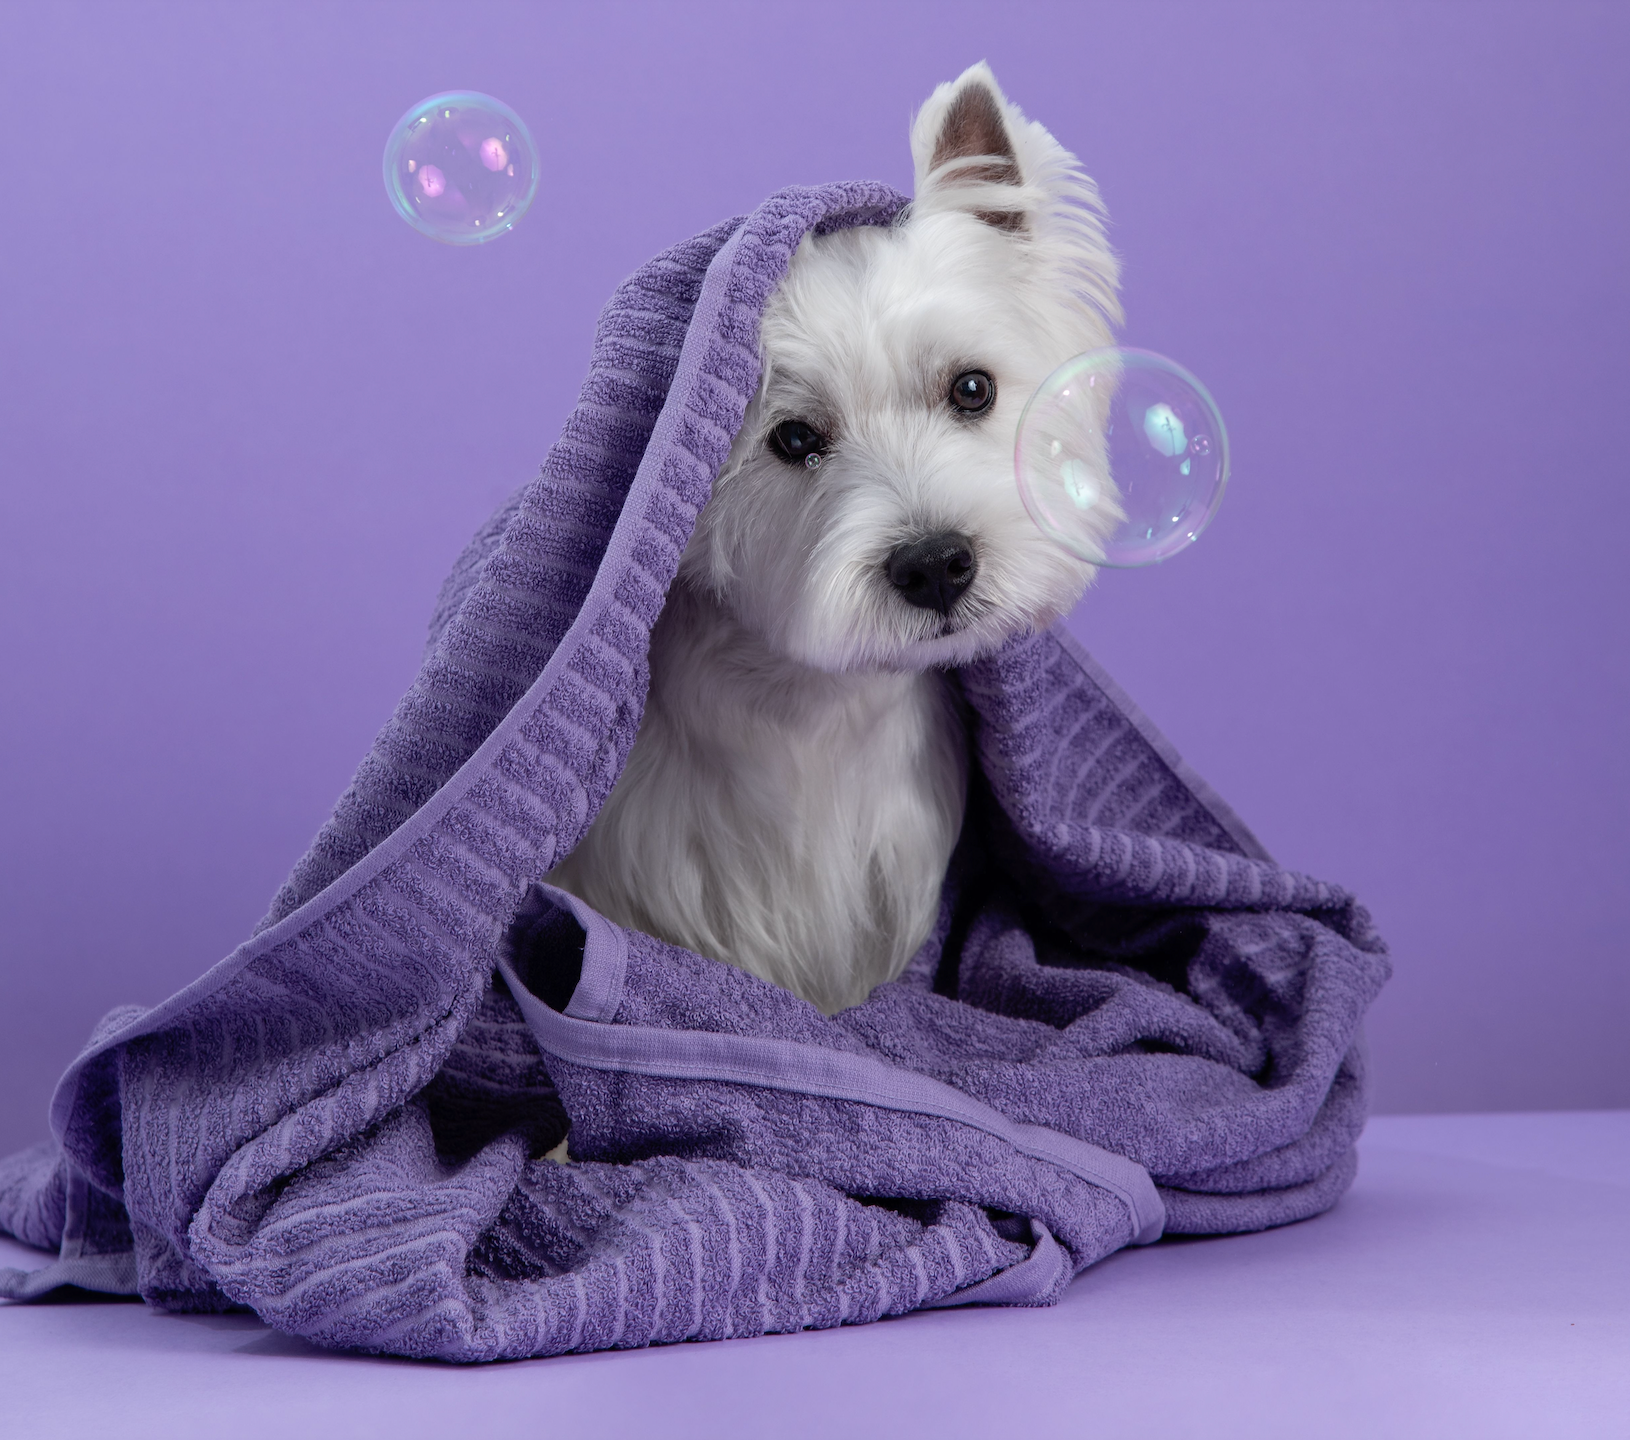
3, 1111, 1625, 1440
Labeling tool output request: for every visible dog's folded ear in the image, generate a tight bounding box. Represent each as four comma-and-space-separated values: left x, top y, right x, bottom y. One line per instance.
911, 62, 1031, 232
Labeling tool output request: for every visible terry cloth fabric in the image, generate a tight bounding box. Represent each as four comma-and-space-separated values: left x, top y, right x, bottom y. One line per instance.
0, 182, 1389, 1360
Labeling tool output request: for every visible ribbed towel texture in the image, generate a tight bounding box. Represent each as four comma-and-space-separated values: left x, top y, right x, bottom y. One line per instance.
0, 182, 1389, 1360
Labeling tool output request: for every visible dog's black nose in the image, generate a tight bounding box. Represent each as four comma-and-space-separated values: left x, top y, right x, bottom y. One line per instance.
886, 533, 977, 616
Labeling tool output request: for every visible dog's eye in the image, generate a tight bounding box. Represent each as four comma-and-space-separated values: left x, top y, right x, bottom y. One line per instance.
768, 419, 828, 465
949, 371, 995, 414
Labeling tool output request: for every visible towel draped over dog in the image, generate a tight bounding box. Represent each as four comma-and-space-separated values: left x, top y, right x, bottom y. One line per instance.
0, 183, 1389, 1360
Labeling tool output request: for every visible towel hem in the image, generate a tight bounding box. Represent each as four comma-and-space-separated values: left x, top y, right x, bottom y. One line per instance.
501, 885, 1166, 1246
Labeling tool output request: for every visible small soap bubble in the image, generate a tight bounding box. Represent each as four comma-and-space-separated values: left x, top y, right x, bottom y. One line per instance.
383, 92, 538, 245
1014, 348, 1229, 567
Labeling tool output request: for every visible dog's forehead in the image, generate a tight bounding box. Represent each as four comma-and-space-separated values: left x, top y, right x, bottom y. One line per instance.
762, 218, 1037, 404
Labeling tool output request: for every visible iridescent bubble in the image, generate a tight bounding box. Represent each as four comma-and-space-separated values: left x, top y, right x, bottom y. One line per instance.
1014, 348, 1230, 567
383, 92, 538, 245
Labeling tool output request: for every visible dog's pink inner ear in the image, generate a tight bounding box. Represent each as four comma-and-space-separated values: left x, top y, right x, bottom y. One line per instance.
928, 83, 1024, 232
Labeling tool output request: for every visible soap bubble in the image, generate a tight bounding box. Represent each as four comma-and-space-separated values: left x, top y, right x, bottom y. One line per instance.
383, 92, 538, 245
1015, 348, 1229, 567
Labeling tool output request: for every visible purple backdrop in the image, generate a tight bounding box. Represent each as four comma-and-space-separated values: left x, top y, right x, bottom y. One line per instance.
0, 0, 1625, 1158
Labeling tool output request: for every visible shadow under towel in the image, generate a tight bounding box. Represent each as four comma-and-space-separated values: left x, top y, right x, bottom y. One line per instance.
0, 181, 1389, 1360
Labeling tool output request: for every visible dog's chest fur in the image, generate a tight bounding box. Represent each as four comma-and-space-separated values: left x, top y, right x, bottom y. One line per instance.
549, 582, 968, 1013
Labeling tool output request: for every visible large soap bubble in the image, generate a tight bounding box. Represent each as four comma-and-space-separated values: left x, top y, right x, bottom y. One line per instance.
1015, 348, 1229, 567
383, 92, 538, 245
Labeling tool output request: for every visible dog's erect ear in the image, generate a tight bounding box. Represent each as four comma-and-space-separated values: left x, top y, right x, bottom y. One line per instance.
910, 62, 1124, 330
911, 63, 1027, 231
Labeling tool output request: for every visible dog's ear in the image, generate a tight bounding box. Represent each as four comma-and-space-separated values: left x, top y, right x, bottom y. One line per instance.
911, 63, 1027, 232
910, 63, 1123, 329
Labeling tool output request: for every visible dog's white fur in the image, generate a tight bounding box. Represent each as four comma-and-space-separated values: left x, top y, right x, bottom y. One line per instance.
549, 64, 1121, 1013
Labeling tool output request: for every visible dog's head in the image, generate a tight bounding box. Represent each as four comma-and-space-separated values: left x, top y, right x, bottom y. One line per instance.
681, 63, 1121, 673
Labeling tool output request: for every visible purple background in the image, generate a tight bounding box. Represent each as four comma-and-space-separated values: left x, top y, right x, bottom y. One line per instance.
1, 1, 1625, 1159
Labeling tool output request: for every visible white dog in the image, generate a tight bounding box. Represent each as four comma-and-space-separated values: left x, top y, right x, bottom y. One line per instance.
549, 63, 1121, 1013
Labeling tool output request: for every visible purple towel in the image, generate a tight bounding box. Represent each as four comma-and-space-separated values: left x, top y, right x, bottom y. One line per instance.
0, 182, 1388, 1360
